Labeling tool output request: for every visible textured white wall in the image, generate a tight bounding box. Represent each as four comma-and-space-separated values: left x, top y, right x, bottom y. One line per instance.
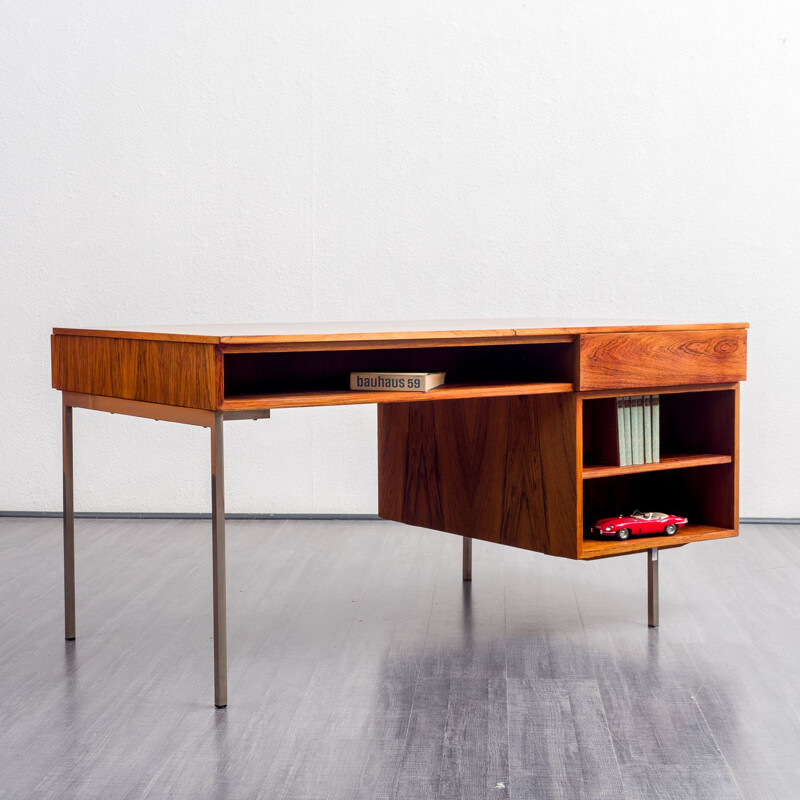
1, 2, 798, 516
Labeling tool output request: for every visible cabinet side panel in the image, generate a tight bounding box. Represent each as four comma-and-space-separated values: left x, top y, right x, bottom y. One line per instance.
579, 330, 747, 390
378, 402, 446, 530
52, 335, 218, 410
378, 394, 578, 558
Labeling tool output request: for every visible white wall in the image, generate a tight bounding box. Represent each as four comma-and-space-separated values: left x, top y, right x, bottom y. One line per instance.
1, 1, 798, 517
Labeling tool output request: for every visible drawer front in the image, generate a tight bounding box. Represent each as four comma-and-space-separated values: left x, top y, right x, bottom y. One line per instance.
52, 334, 220, 409
579, 330, 747, 390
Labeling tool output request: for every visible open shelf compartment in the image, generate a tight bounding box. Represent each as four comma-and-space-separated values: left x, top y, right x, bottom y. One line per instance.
582, 387, 736, 472
580, 460, 736, 558
222, 340, 575, 409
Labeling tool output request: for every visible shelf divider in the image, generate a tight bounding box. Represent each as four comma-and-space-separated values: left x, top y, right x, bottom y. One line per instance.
582, 453, 732, 480
222, 381, 574, 410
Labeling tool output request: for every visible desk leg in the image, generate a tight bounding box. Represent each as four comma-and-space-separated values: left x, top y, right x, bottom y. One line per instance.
63, 402, 76, 641
462, 537, 472, 581
211, 412, 228, 708
647, 548, 659, 628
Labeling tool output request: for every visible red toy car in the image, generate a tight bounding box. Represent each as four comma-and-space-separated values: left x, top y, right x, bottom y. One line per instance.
590, 511, 688, 541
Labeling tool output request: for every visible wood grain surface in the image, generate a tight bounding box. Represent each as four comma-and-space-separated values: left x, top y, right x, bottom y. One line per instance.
52, 318, 749, 345
52, 334, 218, 409
378, 394, 579, 558
579, 330, 747, 390
220, 334, 574, 354
582, 454, 733, 479
62, 391, 217, 427
579, 382, 738, 399
220, 382, 574, 410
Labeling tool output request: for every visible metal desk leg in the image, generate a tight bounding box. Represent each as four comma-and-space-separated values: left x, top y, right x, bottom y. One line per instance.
63, 402, 76, 641
462, 536, 472, 582
211, 412, 228, 707
648, 547, 659, 628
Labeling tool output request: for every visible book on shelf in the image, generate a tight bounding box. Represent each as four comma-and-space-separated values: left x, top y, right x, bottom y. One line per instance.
643, 394, 653, 463
651, 394, 660, 463
623, 396, 633, 466
349, 371, 445, 392
615, 397, 629, 467
631, 395, 644, 464
610, 394, 661, 467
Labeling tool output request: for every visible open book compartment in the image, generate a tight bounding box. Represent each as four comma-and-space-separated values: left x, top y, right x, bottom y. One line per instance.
582, 388, 736, 469
223, 341, 574, 400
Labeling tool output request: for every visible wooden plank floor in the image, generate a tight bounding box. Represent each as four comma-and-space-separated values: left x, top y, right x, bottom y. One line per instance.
1, 519, 799, 799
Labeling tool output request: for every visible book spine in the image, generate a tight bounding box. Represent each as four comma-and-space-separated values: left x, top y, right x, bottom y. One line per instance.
651, 394, 660, 463
616, 397, 628, 466
623, 397, 633, 466
630, 396, 644, 465
643, 395, 653, 463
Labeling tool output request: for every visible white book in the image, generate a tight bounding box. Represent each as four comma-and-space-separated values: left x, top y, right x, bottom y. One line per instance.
623, 397, 633, 466
643, 395, 653, 463
651, 394, 660, 463
616, 397, 629, 466
630, 396, 645, 465
350, 371, 445, 392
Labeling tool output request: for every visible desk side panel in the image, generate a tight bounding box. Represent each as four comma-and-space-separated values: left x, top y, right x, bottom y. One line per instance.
52, 335, 219, 410
579, 330, 747, 390
378, 394, 579, 559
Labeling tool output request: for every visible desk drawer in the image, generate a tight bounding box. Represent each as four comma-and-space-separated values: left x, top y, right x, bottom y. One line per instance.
579, 330, 747, 390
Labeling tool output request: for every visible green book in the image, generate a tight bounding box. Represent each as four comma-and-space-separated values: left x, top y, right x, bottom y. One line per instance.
630, 395, 645, 465
643, 394, 653, 463
651, 394, 660, 463
623, 396, 633, 466
616, 397, 629, 466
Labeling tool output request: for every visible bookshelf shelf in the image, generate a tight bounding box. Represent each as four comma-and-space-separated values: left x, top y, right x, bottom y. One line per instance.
582, 453, 732, 480
221, 381, 574, 410
580, 524, 736, 559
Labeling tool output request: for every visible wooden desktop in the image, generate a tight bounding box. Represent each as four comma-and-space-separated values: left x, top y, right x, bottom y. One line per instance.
51, 319, 748, 707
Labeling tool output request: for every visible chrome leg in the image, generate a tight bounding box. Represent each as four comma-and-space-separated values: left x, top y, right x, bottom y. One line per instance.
211, 412, 228, 707
63, 402, 76, 641
647, 547, 659, 628
462, 536, 472, 582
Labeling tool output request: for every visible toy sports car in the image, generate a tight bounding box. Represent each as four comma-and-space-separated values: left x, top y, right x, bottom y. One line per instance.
590, 511, 688, 541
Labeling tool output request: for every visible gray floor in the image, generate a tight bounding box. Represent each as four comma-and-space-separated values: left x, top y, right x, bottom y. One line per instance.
1, 519, 799, 800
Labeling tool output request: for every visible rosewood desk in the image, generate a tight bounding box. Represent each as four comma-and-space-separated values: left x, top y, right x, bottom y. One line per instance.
51, 319, 748, 707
